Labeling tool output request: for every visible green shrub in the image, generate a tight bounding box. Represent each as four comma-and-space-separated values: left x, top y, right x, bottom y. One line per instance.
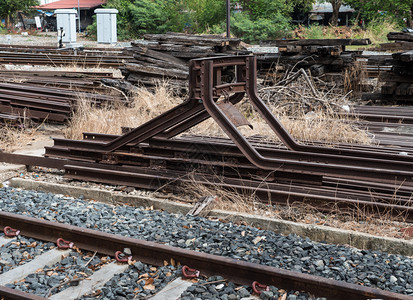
126, 0, 168, 36
301, 25, 324, 39
364, 17, 402, 44
231, 12, 291, 43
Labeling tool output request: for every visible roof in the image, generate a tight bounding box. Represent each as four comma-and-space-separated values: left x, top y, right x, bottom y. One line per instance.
310, 3, 354, 13
38, 0, 106, 10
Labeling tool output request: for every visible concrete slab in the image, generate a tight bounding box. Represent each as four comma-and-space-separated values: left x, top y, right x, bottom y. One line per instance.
49, 261, 129, 300
150, 278, 193, 300
0, 237, 17, 266
0, 163, 25, 182
0, 236, 16, 247
0, 248, 71, 285
9, 178, 413, 256
13, 148, 46, 157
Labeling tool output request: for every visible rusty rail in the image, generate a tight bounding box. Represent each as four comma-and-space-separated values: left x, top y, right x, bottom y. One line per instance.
1, 55, 413, 221
0, 211, 409, 300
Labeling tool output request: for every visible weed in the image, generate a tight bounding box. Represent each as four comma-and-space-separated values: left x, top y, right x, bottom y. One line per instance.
178, 178, 412, 240
293, 20, 402, 47
65, 81, 182, 140
0, 119, 38, 152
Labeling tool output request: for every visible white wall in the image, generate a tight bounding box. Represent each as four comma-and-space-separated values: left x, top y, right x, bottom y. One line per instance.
39, 0, 60, 5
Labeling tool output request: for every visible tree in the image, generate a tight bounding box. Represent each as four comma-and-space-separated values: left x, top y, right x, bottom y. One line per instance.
345, 0, 413, 26
231, 0, 294, 43
329, 0, 342, 26
292, 0, 316, 12
186, 0, 226, 32
0, 0, 39, 27
88, 0, 191, 39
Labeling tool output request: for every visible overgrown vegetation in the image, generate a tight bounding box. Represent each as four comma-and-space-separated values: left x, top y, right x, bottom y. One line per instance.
345, 0, 413, 27
65, 82, 182, 140
178, 179, 412, 239
0, 0, 39, 28
0, 123, 38, 152
67, 79, 371, 146
293, 18, 402, 46
87, 0, 299, 42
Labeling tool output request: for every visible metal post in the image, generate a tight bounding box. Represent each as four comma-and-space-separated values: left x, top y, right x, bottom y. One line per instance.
226, 0, 230, 38
78, 0, 81, 32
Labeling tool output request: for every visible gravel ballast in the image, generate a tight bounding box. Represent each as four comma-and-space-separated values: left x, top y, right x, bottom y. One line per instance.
1, 187, 413, 297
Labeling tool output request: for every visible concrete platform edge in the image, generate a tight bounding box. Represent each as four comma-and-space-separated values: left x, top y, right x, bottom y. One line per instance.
9, 178, 413, 256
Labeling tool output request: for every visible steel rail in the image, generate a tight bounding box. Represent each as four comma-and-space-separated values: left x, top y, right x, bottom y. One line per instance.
46, 138, 413, 186
47, 94, 245, 153
36, 55, 410, 160
45, 137, 413, 187
0, 211, 409, 300
0, 286, 46, 300
58, 146, 412, 201
0, 151, 412, 221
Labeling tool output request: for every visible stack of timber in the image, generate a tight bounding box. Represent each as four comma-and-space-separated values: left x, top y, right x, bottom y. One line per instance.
369, 31, 413, 51
121, 33, 242, 90
378, 50, 413, 101
387, 31, 413, 42
258, 38, 370, 85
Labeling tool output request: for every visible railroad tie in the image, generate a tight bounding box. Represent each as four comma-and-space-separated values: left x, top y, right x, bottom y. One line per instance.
0, 248, 71, 285
49, 261, 129, 300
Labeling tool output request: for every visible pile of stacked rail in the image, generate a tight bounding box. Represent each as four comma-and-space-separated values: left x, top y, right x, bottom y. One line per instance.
0, 45, 128, 124
121, 33, 242, 91
0, 81, 124, 124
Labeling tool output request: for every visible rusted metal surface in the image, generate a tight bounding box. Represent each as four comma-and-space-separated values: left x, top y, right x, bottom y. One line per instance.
217, 101, 252, 128
0, 153, 66, 169
0, 211, 409, 300
48, 56, 413, 183
47, 132, 413, 185
62, 163, 413, 222
1, 55, 413, 221
0, 286, 46, 300
1, 148, 411, 221
0, 81, 124, 123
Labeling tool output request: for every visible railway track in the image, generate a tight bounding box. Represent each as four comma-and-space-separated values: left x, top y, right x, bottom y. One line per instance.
348, 105, 413, 124
0, 211, 410, 300
1, 55, 413, 222
0, 80, 125, 124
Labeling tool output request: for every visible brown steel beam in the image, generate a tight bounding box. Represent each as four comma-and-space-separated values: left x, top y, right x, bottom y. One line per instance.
0, 286, 46, 300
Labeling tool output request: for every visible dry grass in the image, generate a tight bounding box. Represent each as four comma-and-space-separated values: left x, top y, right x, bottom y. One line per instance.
66, 77, 372, 145
344, 60, 368, 96
190, 75, 371, 145
0, 122, 39, 152
65, 81, 182, 139
177, 179, 412, 240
